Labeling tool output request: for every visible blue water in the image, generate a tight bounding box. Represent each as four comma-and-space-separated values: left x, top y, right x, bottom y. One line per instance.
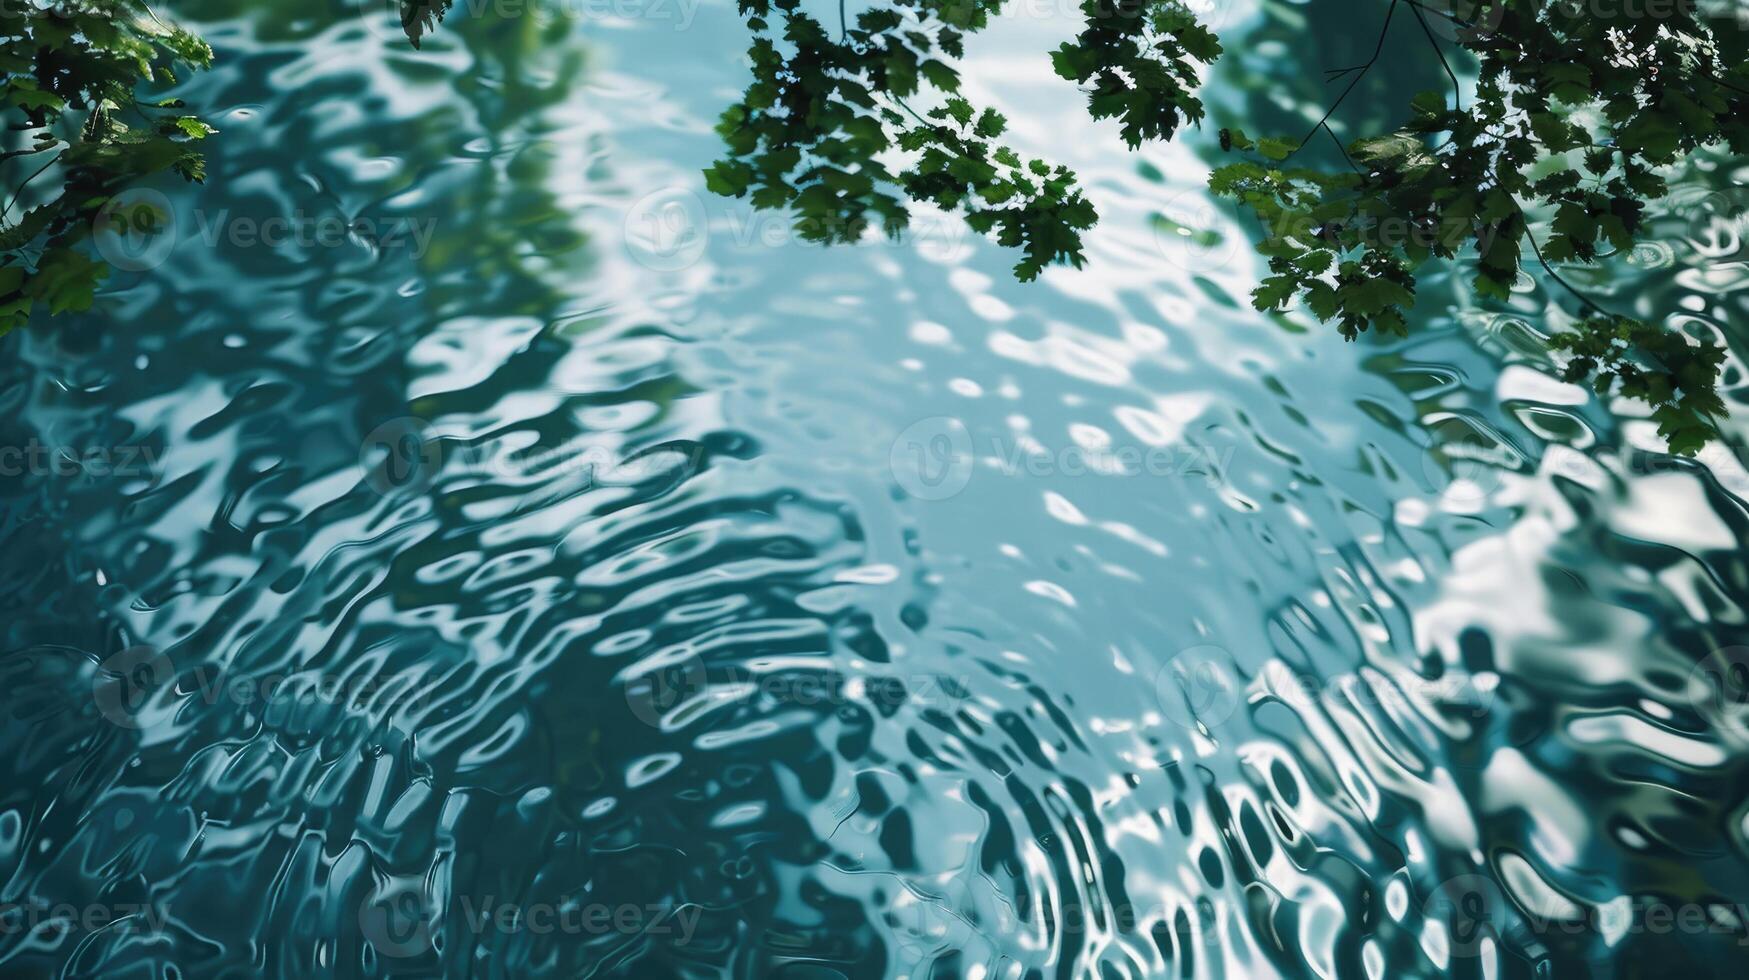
4, 0, 1749, 977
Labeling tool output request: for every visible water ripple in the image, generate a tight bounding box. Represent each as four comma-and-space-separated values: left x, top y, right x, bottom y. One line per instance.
2, 1, 1748, 978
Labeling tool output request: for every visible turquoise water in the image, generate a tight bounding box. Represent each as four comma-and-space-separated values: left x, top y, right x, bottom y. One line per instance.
4, 0, 1749, 977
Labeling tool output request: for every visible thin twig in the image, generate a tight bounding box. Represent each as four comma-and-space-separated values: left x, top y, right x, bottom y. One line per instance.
3, 152, 60, 220
890, 94, 934, 129
0, 144, 57, 164
1516, 206, 1611, 318
1290, 0, 1401, 160
1320, 122, 1362, 174
1408, 0, 1462, 111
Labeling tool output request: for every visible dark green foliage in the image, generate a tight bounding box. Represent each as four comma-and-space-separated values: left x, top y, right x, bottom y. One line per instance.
396, 0, 456, 49
138, 0, 1749, 452
699, 0, 1739, 450
702, 0, 1110, 280
689, 0, 1219, 280
1208, 0, 1746, 452
0, 0, 214, 335
896, 98, 1097, 281
1051, 0, 1220, 148
1550, 316, 1729, 457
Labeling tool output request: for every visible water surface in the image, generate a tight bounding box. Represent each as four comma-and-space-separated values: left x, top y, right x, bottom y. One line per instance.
3, 1, 1749, 977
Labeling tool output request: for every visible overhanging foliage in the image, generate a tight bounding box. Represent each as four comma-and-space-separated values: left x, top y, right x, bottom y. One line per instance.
0, 0, 215, 336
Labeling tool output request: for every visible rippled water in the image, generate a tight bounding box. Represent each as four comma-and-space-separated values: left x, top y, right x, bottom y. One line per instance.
4, 0, 1749, 976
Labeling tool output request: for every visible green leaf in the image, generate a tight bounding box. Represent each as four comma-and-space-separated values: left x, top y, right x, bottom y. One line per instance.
919, 59, 959, 92
172, 116, 216, 139
1257, 137, 1296, 162
1252, 274, 1298, 311
24, 248, 108, 316
1474, 271, 1513, 303
703, 162, 751, 197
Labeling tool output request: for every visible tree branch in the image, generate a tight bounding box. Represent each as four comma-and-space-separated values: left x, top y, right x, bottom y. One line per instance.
1291, 0, 1401, 159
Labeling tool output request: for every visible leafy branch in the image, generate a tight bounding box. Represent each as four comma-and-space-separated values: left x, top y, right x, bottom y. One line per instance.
699, 0, 1125, 280
259, 1, 1749, 453
1209, 0, 1745, 453
0, 0, 216, 335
